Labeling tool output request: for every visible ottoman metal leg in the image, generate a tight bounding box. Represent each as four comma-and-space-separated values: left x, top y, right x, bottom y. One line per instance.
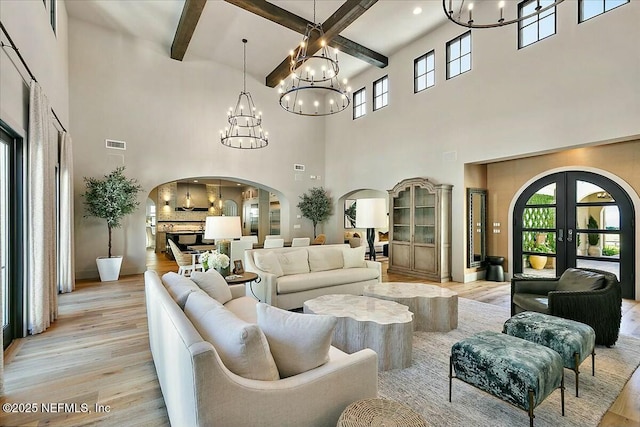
528, 390, 534, 427
448, 356, 453, 403
561, 373, 565, 416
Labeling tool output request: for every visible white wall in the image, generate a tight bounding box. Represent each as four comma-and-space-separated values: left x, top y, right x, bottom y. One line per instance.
69, 19, 326, 279
0, 0, 69, 133
323, 1, 640, 282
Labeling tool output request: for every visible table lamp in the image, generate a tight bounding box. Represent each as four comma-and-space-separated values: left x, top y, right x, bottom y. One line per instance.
204, 216, 242, 275
355, 198, 387, 261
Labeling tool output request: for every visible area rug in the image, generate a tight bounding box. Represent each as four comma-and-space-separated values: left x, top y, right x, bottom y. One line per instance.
378, 298, 640, 427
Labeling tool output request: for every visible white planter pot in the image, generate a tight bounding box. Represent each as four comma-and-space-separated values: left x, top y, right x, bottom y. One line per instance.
588, 246, 602, 257
96, 256, 123, 281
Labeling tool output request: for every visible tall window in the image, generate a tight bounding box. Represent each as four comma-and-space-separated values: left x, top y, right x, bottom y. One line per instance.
353, 88, 366, 119
373, 76, 388, 111
1, 125, 24, 350
48, 0, 57, 33
447, 31, 471, 79
414, 51, 435, 93
579, 0, 628, 22
519, 0, 556, 48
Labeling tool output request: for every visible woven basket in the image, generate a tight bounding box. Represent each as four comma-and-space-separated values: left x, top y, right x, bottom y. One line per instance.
337, 398, 427, 427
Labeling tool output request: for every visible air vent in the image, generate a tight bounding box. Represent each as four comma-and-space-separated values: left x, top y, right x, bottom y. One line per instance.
293, 164, 305, 171
106, 139, 126, 150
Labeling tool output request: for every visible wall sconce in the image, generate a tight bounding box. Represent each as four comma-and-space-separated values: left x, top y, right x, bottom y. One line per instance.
165, 200, 170, 206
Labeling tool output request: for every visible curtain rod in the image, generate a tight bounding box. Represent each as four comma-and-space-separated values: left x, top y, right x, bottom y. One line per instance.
0, 20, 68, 133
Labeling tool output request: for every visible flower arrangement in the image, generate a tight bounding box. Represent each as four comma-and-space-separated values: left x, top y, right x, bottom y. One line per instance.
199, 250, 230, 271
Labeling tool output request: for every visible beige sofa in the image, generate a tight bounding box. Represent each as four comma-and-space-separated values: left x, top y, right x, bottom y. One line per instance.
144, 270, 378, 427
244, 244, 381, 310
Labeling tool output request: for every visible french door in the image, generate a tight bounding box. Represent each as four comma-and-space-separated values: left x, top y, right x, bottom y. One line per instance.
514, 171, 635, 299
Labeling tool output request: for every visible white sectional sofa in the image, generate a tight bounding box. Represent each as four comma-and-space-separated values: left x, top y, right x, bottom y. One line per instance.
244, 244, 381, 310
144, 270, 378, 427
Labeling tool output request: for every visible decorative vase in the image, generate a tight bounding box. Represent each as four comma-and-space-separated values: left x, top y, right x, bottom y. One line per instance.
216, 266, 230, 277
529, 255, 547, 270
96, 256, 123, 281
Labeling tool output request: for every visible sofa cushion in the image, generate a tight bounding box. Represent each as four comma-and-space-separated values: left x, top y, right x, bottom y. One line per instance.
191, 270, 233, 304
556, 268, 605, 292
162, 272, 201, 309
277, 249, 310, 275
308, 247, 344, 272
277, 268, 380, 294
224, 296, 258, 323
254, 251, 284, 277
512, 293, 550, 314
184, 292, 280, 381
343, 246, 366, 268
256, 303, 337, 378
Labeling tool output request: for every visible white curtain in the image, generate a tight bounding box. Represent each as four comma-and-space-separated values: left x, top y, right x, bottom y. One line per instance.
27, 80, 58, 334
59, 132, 75, 293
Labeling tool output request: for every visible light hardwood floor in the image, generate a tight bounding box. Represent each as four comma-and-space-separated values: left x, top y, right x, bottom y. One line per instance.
1, 251, 638, 426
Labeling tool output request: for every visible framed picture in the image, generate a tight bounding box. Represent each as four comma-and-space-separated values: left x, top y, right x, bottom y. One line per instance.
233, 259, 244, 274
344, 199, 356, 229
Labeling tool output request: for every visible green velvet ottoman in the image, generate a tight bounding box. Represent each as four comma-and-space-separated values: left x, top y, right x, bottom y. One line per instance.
450, 331, 565, 427
503, 311, 596, 397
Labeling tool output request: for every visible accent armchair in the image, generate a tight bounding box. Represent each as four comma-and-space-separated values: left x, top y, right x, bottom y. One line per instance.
511, 268, 622, 346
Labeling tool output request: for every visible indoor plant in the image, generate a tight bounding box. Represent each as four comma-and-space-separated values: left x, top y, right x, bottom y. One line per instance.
297, 187, 333, 238
83, 167, 143, 281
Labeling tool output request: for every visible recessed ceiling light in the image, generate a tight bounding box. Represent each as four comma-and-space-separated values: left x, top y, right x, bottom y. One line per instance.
413, 6, 422, 15
193, 180, 198, 182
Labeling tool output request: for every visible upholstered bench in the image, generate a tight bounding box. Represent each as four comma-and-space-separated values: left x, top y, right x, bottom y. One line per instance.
503, 311, 596, 397
450, 331, 565, 427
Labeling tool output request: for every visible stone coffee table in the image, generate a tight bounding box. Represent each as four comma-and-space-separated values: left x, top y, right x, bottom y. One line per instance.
303, 294, 413, 371
363, 282, 458, 332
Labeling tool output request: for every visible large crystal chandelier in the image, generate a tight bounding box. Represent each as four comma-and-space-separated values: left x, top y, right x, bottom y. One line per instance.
443, 0, 564, 29
278, 0, 350, 116
220, 39, 268, 149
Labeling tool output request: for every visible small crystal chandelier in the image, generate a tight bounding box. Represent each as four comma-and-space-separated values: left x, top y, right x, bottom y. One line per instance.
221, 39, 268, 149
443, 0, 564, 29
278, 0, 350, 116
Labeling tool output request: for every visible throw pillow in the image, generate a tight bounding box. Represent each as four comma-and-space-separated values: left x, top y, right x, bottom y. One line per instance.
378, 231, 389, 242
191, 270, 233, 304
185, 292, 280, 381
162, 272, 201, 309
256, 303, 337, 378
277, 249, 310, 275
343, 246, 367, 268
556, 268, 605, 291
253, 251, 284, 277
308, 248, 344, 272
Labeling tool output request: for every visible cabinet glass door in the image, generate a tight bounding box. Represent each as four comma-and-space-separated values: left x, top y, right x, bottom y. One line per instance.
393, 188, 411, 242
413, 186, 435, 244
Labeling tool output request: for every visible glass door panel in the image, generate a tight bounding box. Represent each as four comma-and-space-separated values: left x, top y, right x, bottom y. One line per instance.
1, 141, 8, 330
414, 187, 435, 207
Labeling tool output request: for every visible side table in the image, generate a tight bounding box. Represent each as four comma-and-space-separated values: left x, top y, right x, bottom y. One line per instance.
225, 272, 261, 300
337, 398, 427, 427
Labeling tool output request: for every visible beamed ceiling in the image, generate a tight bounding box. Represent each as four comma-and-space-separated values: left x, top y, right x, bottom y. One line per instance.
66, 0, 448, 85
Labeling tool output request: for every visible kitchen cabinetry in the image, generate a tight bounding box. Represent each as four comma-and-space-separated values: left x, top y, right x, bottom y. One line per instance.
388, 177, 452, 282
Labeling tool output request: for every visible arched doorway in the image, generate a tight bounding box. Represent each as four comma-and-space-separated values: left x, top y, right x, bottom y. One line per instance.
513, 171, 635, 298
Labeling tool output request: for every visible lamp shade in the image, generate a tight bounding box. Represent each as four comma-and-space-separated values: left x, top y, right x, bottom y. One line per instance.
204, 216, 242, 240
355, 198, 387, 228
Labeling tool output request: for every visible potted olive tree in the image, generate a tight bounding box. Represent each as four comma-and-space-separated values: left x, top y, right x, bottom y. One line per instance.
83, 167, 143, 281
297, 187, 333, 238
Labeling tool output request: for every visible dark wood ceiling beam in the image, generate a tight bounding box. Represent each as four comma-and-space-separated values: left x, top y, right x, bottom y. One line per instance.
171, 0, 207, 61
225, 0, 387, 87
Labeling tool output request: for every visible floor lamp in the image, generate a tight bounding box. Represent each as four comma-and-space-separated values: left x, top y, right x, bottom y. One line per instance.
204, 216, 242, 276
355, 198, 387, 261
